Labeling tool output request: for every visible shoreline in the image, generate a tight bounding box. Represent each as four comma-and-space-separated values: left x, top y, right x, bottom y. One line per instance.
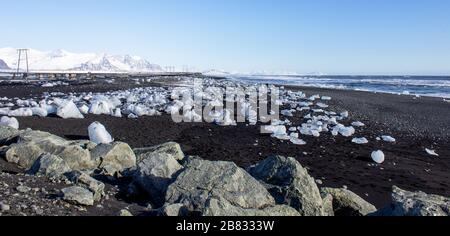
1, 76, 449, 209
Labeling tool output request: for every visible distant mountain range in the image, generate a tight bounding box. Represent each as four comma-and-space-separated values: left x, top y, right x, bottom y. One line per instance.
0, 59, 9, 70
0, 48, 163, 72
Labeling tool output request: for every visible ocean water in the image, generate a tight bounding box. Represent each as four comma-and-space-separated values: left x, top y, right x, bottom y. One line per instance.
229, 75, 450, 98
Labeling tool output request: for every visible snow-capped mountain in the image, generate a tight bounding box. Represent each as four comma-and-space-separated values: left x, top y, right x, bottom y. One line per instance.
0, 59, 9, 70
202, 69, 233, 77
0, 48, 163, 72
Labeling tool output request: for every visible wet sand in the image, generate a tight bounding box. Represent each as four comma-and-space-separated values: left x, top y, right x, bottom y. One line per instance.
1, 78, 450, 208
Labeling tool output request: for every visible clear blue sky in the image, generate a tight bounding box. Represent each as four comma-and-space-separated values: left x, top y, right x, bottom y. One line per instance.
1, 0, 449, 75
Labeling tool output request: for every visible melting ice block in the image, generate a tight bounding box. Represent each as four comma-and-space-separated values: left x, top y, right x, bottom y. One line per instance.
31, 107, 48, 117
316, 102, 329, 108
425, 149, 439, 157
351, 121, 365, 127
290, 137, 307, 145
0, 116, 19, 129
332, 125, 355, 137
381, 135, 396, 142
371, 150, 385, 164
78, 105, 89, 114
55, 100, 84, 119
89, 100, 115, 115
112, 108, 122, 118
8, 108, 33, 117
88, 122, 113, 144
263, 125, 287, 136
352, 137, 369, 144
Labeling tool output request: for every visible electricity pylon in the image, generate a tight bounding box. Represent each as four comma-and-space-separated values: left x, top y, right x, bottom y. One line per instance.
13, 48, 30, 80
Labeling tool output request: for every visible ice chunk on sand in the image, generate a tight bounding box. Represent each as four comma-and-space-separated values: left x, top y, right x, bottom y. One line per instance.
31, 107, 48, 117
0, 116, 19, 129
0, 108, 10, 116
112, 108, 122, 118
309, 95, 320, 101
340, 111, 349, 119
321, 96, 332, 101
340, 126, 355, 137
40, 102, 57, 115
425, 149, 439, 157
263, 125, 287, 136
78, 105, 89, 115
281, 109, 294, 117
89, 100, 114, 115
88, 122, 113, 144
8, 108, 33, 117
351, 121, 365, 127
273, 133, 291, 140
41, 82, 55, 88
298, 107, 310, 111
300, 126, 321, 137
55, 100, 84, 119
381, 135, 396, 143
290, 137, 306, 145
352, 137, 369, 144
264, 125, 291, 140
332, 125, 355, 137
128, 113, 138, 119
371, 150, 385, 164
316, 102, 329, 108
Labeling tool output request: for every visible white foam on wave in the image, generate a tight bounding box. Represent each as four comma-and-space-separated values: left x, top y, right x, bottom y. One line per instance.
231, 75, 450, 99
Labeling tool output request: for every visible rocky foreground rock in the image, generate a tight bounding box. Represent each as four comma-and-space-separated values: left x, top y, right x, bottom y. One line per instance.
321, 187, 377, 216
372, 186, 450, 216
247, 155, 327, 216
6, 130, 95, 170
1, 126, 449, 216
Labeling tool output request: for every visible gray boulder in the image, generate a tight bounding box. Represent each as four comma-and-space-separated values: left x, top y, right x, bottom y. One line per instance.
0, 126, 20, 145
91, 142, 136, 176
158, 203, 190, 216
134, 142, 184, 163
28, 153, 72, 178
5, 130, 94, 170
248, 155, 324, 216
321, 193, 335, 216
180, 155, 203, 166
69, 140, 97, 151
203, 197, 301, 216
165, 159, 275, 213
61, 186, 94, 206
374, 186, 450, 216
321, 187, 377, 216
65, 171, 105, 202
133, 152, 183, 206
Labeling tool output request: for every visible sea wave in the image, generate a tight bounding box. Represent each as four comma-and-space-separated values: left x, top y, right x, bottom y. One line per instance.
229, 75, 450, 99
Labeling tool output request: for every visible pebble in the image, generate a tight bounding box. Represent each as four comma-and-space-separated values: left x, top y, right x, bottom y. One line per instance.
0, 202, 10, 211
32, 205, 44, 215
16, 185, 31, 193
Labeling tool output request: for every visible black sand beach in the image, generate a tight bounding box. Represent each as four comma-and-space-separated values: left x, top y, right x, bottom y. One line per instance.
1, 77, 448, 211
